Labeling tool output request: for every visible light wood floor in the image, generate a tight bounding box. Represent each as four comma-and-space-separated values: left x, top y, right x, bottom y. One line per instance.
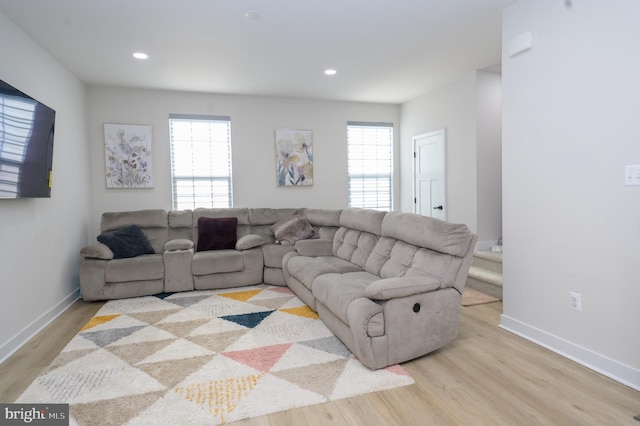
1, 299, 638, 425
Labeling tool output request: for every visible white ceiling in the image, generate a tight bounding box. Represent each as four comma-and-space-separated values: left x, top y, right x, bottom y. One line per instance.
0, 0, 515, 104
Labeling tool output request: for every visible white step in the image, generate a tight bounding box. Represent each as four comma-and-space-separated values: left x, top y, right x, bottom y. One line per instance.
466, 251, 503, 299
472, 250, 502, 273
468, 266, 503, 287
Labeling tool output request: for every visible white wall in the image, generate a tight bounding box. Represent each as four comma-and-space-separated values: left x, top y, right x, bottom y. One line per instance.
87, 87, 400, 237
476, 71, 502, 247
400, 71, 503, 245
400, 72, 478, 230
0, 12, 90, 361
501, 0, 640, 389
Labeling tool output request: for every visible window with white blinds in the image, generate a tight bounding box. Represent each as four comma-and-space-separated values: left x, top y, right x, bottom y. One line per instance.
169, 114, 233, 210
347, 121, 393, 211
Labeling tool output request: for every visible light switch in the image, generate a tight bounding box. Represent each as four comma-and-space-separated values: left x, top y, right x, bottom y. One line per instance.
625, 165, 640, 186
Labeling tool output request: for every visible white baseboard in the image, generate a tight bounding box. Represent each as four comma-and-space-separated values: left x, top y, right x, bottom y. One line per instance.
0, 289, 80, 364
500, 314, 640, 391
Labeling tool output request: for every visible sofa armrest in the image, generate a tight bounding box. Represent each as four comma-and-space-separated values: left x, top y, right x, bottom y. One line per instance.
236, 234, 264, 251
295, 238, 333, 257
80, 243, 114, 260
364, 276, 441, 300
165, 239, 194, 251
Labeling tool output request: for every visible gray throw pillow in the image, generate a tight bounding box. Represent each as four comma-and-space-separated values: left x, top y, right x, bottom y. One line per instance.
270, 209, 314, 245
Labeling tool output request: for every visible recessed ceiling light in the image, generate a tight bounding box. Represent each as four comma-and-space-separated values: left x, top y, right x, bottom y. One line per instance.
324, 69, 337, 76
245, 9, 261, 20
132, 52, 149, 60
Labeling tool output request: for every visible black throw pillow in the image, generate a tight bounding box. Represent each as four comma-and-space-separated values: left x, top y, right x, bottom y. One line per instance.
97, 225, 155, 259
197, 216, 238, 251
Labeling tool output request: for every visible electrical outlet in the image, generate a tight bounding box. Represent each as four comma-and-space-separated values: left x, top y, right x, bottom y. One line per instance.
569, 292, 582, 311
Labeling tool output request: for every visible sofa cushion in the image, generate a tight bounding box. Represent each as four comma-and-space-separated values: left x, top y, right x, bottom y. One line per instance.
168, 210, 193, 241
101, 209, 167, 232
381, 211, 473, 257
295, 239, 333, 257
271, 209, 314, 245
363, 236, 396, 275
249, 207, 296, 225
302, 208, 342, 227
403, 248, 460, 287
379, 240, 420, 278
192, 250, 244, 275
286, 255, 361, 291
333, 227, 378, 269
249, 224, 278, 244
97, 225, 155, 259
313, 271, 379, 324
105, 254, 164, 282
339, 208, 386, 235
262, 244, 297, 268
197, 217, 237, 251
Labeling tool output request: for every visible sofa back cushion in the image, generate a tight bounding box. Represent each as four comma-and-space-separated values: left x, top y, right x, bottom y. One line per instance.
333, 228, 379, 269
365, 211, 476, 291
303, 208, 341, 240
331, 208, 386, 269
365, 237, 414, 276
247, 208, 294, 243
101, 209, 168, 254
339, 208, 386, 235
381, 211, 473, 257
168, 210, 193, 241
365, 236, 461, 287
404, 248, 461, 288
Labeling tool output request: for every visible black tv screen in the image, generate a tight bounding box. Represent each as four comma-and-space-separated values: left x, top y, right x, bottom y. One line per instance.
0, 79, 55, 198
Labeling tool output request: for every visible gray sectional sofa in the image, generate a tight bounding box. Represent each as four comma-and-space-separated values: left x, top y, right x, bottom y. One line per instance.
80, 207, 477, 369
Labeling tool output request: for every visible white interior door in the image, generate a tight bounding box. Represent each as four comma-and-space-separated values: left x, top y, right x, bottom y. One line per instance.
413, 129, 446, 220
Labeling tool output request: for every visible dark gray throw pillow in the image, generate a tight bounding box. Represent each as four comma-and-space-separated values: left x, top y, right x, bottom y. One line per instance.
97, 225, 155, 259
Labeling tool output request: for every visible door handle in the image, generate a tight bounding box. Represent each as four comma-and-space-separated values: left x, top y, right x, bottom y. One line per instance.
433, 205, 443, 210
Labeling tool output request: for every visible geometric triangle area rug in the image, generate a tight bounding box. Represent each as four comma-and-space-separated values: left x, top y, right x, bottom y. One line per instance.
17, 285, 414, 425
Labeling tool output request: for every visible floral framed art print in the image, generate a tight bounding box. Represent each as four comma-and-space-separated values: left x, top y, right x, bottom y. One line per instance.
104, 123, 153, 188
275, 129, 313, 186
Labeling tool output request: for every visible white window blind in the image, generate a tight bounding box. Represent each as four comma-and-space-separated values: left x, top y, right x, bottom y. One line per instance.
169, 114, 232, 210
0, 95, 36, 197
347, 121, 393, 211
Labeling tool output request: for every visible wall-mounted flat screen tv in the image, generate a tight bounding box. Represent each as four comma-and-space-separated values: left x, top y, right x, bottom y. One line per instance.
0, 79, 56, 198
